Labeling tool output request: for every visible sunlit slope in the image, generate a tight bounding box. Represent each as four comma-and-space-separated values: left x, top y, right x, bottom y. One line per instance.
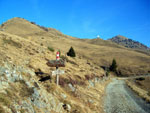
1, 17, 150, 75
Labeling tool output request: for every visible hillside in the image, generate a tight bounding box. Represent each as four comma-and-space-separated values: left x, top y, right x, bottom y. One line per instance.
109, 35, 150, 54
1, 17, 150, 75
0, 30, 107, 113
0, 17, 150, 112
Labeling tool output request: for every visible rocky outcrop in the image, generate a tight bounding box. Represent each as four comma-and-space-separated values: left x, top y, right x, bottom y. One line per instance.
0, 61, 66, 113
109, 35, 149, 52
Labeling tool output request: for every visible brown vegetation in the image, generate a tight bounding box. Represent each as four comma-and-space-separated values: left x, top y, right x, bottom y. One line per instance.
0, 17, 150, 112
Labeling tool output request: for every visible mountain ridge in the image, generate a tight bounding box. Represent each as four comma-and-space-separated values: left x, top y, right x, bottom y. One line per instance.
0, 17, 150, 75
108, 35, 149, 52
0, 17, 150, 112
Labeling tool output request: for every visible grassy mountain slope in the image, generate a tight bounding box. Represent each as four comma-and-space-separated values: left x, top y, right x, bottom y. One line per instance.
1, 17, 150, 76
0, 17, 150, 112
0, 30, 107, 113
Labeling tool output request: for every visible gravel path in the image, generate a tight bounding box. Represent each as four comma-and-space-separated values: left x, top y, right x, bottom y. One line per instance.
104, 78, 150, 113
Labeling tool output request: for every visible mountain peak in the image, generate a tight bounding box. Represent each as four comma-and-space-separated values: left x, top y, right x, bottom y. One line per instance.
0, 17, 45, 37
109, 35, 149, 52
112, 35, 128, 40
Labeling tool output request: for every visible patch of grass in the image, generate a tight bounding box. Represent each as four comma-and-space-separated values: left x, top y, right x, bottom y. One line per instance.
60, 55, 68, 61
67, 59, 78, 66
44, 83, 56, 93
0, 105, 5, 113
20, 109, 26, 113
15, 80, 34, 97
84, 74, 96, 80
48, 46, 54, 52
148, 91, 150, 96
59, 77, 85, 87
3, 38, 22, 48
20, 84, 34, 97
0, 93, 11, 107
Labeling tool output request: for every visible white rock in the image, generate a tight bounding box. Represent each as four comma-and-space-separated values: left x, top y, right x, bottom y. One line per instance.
67, 104, 71, 111
61, 93, 67, 99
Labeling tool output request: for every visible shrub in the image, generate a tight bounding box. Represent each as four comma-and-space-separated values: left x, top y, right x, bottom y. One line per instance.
48, 46, 54, 52
31, 21, 36, 24
1, 23, 4, 27
106, 71, 109, 76
67, 47, 76, 57
109, 59, 117, 72
60, 55, 68, 61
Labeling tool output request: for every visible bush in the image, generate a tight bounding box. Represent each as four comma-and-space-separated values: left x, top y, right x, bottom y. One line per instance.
1, 23, 4, 27
109, 59, 117, 72
48, 46, 54, 52
31, 21, 36, 24
60, 55, 68, 61
67, 47, 76, 57
106, 71, 109, 76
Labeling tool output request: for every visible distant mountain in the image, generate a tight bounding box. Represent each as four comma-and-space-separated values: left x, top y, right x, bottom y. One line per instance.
108, 35, 149, 53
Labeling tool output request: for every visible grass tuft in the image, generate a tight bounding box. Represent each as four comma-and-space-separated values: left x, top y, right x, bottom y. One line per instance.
0, 105, 5, 113
48, 46, 54, 52
0, 93, 11, 107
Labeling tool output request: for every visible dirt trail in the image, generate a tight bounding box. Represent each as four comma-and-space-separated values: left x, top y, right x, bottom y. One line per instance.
104, 78, 150, 113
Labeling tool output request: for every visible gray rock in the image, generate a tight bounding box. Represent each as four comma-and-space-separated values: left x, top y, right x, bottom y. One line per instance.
61, 93, 67, 99
89, 80, 94, 87
68, 83, 75, 92
88, 99, 94, 104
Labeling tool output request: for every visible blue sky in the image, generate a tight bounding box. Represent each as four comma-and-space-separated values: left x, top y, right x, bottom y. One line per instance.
0, 0, 149, 46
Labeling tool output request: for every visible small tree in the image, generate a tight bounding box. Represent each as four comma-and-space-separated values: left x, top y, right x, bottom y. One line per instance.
67, 47, 76, 57
109, 59, 117, 72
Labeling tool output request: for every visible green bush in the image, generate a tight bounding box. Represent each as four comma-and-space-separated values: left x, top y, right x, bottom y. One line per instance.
109, 59, 117, 72
48, 46, 54, 52
67, 46, 76, 57
106, 71, 109, 76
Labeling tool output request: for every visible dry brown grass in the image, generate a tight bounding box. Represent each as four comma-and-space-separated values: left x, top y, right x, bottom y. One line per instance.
0, 17, 150, 112
1, 17, 150, 75
0, 105, 5, 113
126, 80, 150, 102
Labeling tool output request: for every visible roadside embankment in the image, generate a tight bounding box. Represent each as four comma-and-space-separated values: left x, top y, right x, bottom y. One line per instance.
126, 80, 150, 103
